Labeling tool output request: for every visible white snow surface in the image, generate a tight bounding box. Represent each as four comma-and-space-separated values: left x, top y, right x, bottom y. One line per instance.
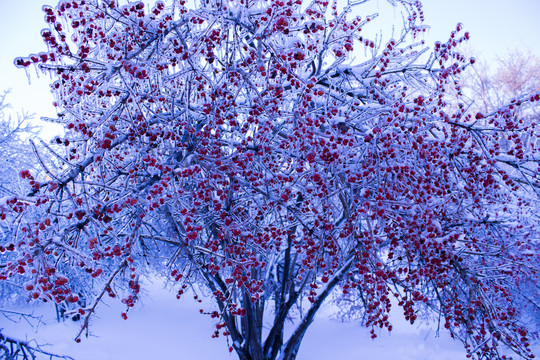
1, 277, 535, 360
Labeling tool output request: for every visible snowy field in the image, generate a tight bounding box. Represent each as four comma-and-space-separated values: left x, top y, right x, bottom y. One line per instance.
1, 277, 507, 360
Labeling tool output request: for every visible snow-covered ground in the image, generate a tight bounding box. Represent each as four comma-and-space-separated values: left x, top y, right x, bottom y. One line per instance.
0, 278, 532, 360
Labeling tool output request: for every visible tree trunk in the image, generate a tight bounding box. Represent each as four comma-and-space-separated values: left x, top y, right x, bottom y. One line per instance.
229, 258, 354, 360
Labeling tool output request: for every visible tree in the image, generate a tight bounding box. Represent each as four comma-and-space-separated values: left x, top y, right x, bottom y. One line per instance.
0, 92, 38, 201
451, 48, 540, 337
0, 92, 40, 301
0, 330, 75, 360
2, 0, 540, 359
0, 94, 76, 360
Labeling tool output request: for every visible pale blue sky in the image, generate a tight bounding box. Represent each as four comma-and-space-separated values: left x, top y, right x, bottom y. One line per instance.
421, 0, 540, 57
1, 0, 539, 136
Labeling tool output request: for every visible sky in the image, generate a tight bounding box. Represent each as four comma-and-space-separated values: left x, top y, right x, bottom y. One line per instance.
0, 0, 539, 137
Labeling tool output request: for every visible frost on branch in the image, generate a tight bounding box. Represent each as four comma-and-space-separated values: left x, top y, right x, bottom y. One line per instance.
2, 0, 540, 359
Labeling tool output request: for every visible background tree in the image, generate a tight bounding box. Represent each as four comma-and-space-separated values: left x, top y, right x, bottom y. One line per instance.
2, 0, 539, 359
462, 49, 540, 113
0, 93, 38, 200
